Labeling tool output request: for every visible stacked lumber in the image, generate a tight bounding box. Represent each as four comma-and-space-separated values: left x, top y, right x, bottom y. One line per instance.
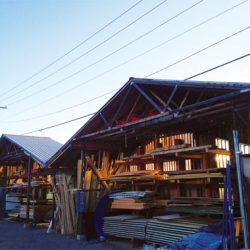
165, 197, 223, 215
146, 216, 212, 245
151, 143, 190, 155
19, 205, 34, 219
106, 170, 163, 182
162, 167, 227, 180
84, 169, 103, 212
103, 215, 148, 240
52, 173, 77, 235
110, 191, 156, 210
151, 145, 212, 156
19, 202, 51, 220
5, 192, 22, 217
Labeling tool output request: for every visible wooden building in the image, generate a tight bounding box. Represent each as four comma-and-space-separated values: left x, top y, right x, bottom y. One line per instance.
48, 77, 250, 246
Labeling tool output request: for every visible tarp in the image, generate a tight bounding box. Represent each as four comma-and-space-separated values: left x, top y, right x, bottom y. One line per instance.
158, 232, 222, 250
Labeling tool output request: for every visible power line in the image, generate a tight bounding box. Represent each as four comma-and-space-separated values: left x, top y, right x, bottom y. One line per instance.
3, 89, 118, 123
21, 52, 250, 135
11, 21, 250, 118
0, 0, 169, 104
145, 26, 250, 77
184, 53, 250, 80
22, 112, 96, 135
4, 0, 247, 109
0, 0, 143, 98
6, 0, 204, 107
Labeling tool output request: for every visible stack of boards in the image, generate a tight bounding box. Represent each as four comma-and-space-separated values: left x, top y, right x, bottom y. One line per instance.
110, 191, 155, 210
103, 215, 148, 240
103, 214, 215, 246
146, 215, 210, 245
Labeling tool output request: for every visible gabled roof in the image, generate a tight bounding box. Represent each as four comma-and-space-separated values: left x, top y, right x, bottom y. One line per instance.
48, 77, 250, 167
0, 134, 62, 166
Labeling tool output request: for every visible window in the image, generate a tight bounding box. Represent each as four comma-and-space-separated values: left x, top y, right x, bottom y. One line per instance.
215, 138, 229, 150
240, 143, 250, 155
216, 154, 230, 168
130, 165, 138, 172
145, 163, 154, 171
163, 161, 177, 171
185, 159, 192, 171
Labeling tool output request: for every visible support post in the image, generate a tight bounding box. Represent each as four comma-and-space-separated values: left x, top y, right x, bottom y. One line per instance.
51, 168, 56, 230
233, 130, 250, 248
25, 156, 32, 227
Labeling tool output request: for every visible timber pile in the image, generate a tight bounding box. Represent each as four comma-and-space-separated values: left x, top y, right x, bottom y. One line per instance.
146, 216, 213, 245
165, 197, 223, 215
150, 143, 190, 154
52, 173, 77, 235
84, 169, 103, 212
5, 192, 22, 217
110, 191, 156, 210
105, 170, 163, 182
151, 145, 212, 156
163, 167, 226, 180
103, 215, 148, 240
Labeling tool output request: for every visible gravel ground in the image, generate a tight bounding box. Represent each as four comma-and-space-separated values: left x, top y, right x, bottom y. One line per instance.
0, 219, 141, 250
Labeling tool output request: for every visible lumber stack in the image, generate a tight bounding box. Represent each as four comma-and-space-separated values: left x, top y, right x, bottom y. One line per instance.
84, 169, 106, 212
146, 216, 211, 245
110, 191, 156, 210
52, 173, 77, 235
165, 197, 223, 215
5, 192, 22, 217
103, 215, 148, 240
106, 170, 163, 182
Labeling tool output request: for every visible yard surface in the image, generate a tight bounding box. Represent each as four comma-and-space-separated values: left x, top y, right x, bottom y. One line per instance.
0, 219, 141, 250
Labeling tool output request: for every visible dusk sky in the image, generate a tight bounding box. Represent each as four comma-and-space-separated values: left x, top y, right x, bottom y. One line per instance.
0, 0, 249, 143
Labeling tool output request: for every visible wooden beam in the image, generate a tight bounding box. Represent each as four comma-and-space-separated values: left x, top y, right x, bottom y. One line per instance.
164, 85, 178, 112
206, 148, 231, 155
85, 156, 110, 191
25, 156, 31, 225
175, 153, 203, 159
133, 83, 162, 113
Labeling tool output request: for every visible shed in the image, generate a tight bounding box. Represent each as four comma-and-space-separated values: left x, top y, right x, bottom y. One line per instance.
0, 134, 62, 223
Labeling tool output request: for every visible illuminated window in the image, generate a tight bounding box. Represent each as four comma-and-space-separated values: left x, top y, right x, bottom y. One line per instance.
216, 154, 230, 168
163, 161, 177, 171
185, 159, 192, 171
145, 163, 154, 171
145, 141, 155, 153
130, 165, 138, 172
215, 138, 229, 150
219, 188, 224, 199
240, 143, 250, 155
158, 133, 195, 148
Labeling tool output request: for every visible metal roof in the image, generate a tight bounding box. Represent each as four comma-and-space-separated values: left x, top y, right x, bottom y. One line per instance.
48, 77, 250, 167
1, 134, 62, 166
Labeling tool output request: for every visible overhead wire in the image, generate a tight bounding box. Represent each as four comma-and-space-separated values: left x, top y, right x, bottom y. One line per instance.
3, 89, 118, 123
145, 25, 250, 77
22, 112, 96, 135
10, 21, 250, 118
5, 0, 204, 107
184, 53, 250, 80
0, 0, 169, 103
21, 52, 250, 135
0, 0, 144, 98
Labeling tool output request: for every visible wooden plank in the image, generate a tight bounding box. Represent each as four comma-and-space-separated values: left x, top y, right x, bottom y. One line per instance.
206, 148, 231, 155
77, 160, 83, 189
151, 145, 213, 156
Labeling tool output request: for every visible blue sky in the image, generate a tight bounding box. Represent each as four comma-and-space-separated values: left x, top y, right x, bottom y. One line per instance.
0, 0, 249, 143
